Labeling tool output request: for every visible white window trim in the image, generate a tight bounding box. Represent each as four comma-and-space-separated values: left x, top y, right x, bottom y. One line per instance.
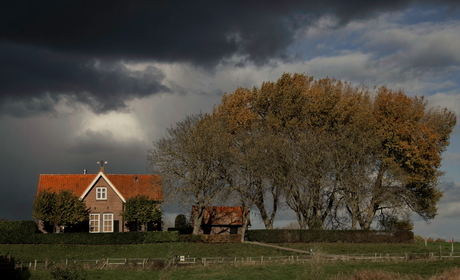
96, 187, 107, 200
103, 213, 114, 233
89, 214, 100, 233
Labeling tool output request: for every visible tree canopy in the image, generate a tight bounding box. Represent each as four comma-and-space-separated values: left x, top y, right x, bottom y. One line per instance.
33, 189, 89, 233
148, 114, 231, 234
149, 73, 456, 230
120, 195, 162, 231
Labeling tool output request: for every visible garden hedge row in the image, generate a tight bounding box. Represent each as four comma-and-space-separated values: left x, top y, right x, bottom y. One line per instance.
179, 234, 241, 243
0, 221, 179, 244
0, 221, 39, 244
248, 229, 414, 243
167, 227, 194, 234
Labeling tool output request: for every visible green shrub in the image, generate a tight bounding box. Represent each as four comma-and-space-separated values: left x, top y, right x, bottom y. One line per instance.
168, 227, 193, 234
50, 264, 88, 280
144, 231, 179, 243
248, 229, 414, 243
0, 221, 38, 244
179, 234, 241, 243
0, 230, 179, 245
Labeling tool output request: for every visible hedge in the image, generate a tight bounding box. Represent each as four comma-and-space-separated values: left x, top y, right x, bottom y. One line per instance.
248, 229, 414, 243
179, 234, 241, 243
167, 227, 194, 234
0, 221, 38, 244
0, 221, 179, 244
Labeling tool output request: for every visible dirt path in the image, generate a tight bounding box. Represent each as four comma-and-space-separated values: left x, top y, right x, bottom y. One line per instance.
243, 241, 340, 259
243, 241, 312, 254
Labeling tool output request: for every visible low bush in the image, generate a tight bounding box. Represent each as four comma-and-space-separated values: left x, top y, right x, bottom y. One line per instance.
0, 221, 38, 244
180, 234, 241, 243
167, 227, 193, 234
248, 229, 414, 243
144, 231, 180, 243
50, 264, 88, 280
0, 230, 179, 245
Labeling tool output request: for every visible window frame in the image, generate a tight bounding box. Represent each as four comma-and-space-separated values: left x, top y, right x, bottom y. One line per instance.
96, 187, 107, 200
103, 213, 114, 233
89, 214, 100, 233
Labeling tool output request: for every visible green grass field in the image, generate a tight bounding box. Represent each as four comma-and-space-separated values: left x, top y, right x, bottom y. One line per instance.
3, 242, 460, 279
0, 242, 302, 262
4, 241, 458, 262
279, 241, 460, 255
24, 259, 460, 280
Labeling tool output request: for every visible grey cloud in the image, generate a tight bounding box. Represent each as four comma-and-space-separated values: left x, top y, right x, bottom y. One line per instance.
0, 43, 170, 117
0, 0, 458, 117
439, 181, 460, 203
1, 1, 457, 65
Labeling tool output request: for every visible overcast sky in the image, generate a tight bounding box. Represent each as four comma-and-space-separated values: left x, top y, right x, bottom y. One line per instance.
0, 0, 459, 239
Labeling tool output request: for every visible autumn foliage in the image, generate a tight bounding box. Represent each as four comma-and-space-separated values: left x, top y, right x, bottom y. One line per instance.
150, 73, 456, 231
212, 73, 455, 230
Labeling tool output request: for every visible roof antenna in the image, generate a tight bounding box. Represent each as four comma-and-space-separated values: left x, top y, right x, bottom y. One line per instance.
97, 160, 108, 173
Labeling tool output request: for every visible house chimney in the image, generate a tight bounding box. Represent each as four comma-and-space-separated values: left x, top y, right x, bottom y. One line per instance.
97, 160, 108, 173
83, 169, 87, 174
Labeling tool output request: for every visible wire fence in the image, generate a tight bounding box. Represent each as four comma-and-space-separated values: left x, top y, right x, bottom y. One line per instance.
11, 251, 460, 271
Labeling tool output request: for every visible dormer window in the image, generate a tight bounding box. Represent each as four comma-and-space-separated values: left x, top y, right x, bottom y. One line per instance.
96, 187, 107, 200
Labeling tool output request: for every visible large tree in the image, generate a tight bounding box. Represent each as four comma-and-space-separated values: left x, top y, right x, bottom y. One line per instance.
214, 88, 285, 229
148, 114, 231, 234
33, 189, 89, 233
148, 73, 455, 231
213, 73, 456, 229
344, 88, 456, 229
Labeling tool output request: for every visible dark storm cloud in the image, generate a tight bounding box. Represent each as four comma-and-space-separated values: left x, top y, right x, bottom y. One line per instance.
0, 42, 170, 116
0, 0, 457, 117
2, 0, 458, 63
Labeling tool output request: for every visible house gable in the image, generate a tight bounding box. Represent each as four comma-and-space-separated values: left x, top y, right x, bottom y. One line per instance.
80, 172, 126, 202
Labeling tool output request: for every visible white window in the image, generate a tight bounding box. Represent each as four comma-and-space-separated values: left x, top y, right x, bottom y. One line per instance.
103, 213, 114, 232
96, 187, 107, 200
89, 214, 100, 233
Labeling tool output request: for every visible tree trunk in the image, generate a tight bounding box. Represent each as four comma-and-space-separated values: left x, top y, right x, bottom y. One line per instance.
53, 223, 61, 233
192, 204, 205, 235
240, 206, 250, 242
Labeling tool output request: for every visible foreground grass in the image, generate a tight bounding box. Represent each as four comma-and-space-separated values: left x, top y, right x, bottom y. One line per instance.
2, 242, 458, 262
4, 242, 460, 279
26, 259, 460, 280
279, 242, 460, 255
0, 242, 301, 262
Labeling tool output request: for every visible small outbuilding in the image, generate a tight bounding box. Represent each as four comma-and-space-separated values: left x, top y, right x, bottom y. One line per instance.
191, 206, 250, 235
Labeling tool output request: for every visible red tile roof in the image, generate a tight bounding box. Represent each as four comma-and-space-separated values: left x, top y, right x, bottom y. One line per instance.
192, 206, 250, 226
37, 173, 163, 201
